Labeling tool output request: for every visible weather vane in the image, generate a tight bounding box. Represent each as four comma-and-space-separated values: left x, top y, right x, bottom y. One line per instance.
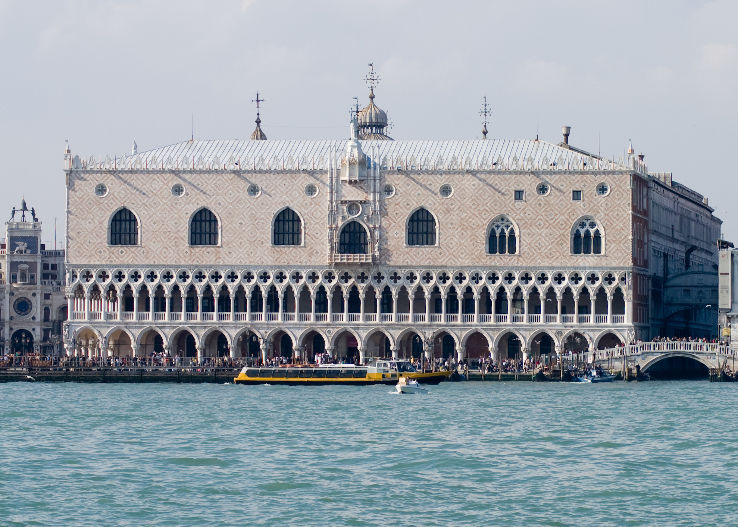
252, 91, 264, 118
365, 63, 380, 93
479, 96, 492, 139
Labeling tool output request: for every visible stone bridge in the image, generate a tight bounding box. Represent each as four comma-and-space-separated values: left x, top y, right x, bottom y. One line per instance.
591, 341, 734, 373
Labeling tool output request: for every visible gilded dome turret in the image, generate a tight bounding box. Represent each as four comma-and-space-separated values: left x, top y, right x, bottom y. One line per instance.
358, 64, 392, 140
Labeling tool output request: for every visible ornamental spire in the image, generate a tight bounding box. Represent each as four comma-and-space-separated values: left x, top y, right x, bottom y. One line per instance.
250, 91, 267, 140
479, 96, 491, 140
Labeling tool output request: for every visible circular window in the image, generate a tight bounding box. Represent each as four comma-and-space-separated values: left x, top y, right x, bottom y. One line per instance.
171, 183, 185, 197
95, 184, 108, 197
247, 184, 261, 197
346, 202, 361, 217
536, 182, 550, 196
305, 184, 318, 197
13, 297, 32, 316
439, 184, 453, 198
383, 184, 396, 198
596, 183, 610, 196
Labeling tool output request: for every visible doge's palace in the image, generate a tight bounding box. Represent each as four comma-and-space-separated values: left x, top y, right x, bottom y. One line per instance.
63, 72, 721, 365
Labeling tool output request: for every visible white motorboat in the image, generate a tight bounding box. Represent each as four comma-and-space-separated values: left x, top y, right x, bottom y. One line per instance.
395, 376, 427, 394
576, 369, 617, 383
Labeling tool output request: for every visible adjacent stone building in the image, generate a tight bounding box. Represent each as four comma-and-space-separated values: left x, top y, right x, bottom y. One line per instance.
62, 78, 722, 364
1, 200, 66, 356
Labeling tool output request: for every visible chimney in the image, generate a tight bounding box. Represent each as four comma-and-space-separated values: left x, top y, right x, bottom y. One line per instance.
562, 126, 571, 145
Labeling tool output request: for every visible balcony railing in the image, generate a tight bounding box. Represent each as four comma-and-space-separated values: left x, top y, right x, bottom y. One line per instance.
68, 308, 630, 327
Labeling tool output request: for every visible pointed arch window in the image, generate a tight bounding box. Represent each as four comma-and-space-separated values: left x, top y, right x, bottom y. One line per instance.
190, 208, 219, 246
339, 221, 368, 254
273, 208, 302, 246
487, 215, 517, 254
572, 217, 603, 254
407, 208, 437, 246
109, 208, 139, 245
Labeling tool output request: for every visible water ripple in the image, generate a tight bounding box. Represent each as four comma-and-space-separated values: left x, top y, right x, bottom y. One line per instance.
1, 381, 737, 525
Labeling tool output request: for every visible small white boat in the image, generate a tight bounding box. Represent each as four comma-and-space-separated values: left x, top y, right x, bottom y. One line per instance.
395, 377, 427, 394
576, 369, 617, 383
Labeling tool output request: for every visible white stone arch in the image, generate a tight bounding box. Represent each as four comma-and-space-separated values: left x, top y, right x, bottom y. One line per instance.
570, 215, 605, 255
485, 214, 520, 255
188, 206, 222, 246
296, 327, 328, 348
362, 327, 395, 349
168, 326, 200, 350
233, 326, 263, 345
108, 206, 142, 246
271, 206, 305, 247
460, 328, 492, 349
135, 325, 167, 348
265, 327, 297, 348
641, 352, 712, 373
395, 326, 426, 348
429, 328, 459, 347
561, 328, 594, 350
526, 328, 561, 350
329, 327, 362, 349
493, 329, 526, 350
103, 325, 135, 344
73, 325, 103, 342
405, 206, 439, 246
593, 329, 625, 349
200, 326, 233, 349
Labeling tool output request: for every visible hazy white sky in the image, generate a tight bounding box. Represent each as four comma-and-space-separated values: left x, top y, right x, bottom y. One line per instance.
1, 0, 737, 246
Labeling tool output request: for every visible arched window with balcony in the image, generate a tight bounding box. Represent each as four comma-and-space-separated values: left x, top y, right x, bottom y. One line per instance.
487, 215, 518, 254
273, 207, 302, 246
190, 208, 219, 246
338, 221, 368, 254
572, 217, 603, 254
109, 208, 139, 246
407, 208, 437, 246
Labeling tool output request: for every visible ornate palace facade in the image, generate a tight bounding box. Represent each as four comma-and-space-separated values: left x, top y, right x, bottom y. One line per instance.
63, 83, 721, 363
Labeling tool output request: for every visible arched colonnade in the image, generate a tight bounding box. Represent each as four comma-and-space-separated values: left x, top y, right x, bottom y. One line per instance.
69, 325, 626, 366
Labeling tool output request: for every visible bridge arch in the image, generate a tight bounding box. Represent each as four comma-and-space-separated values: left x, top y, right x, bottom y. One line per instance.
641, 352, 711, 379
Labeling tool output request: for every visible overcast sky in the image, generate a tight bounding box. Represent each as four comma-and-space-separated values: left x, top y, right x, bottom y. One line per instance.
1, 0, 737, 246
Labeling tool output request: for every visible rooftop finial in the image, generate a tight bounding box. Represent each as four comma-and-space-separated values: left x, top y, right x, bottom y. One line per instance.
352, 96, 360, 121
365, 62, 380, 101
479, 96, 492, 139
131, 139, 138, 155
627, 139, 634, 155
250, 91, 267, 140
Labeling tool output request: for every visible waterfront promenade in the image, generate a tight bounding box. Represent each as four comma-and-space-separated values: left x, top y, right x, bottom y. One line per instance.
1, 339, 733, 383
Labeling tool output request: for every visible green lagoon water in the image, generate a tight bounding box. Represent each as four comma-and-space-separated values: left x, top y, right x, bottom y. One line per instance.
1, 381, 737, 526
